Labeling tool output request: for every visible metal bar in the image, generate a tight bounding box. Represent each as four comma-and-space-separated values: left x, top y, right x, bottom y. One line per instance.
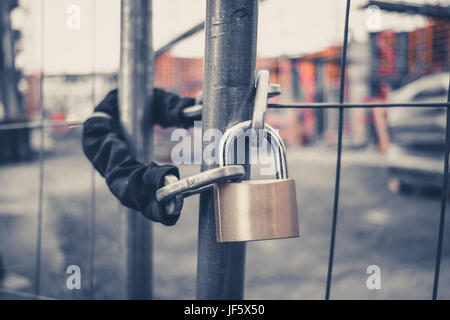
119, 0, 154, 300
325, 0, 351, 301
432, 75, 450, 300
363, 0, 450, 20
154, 0, 269, 59
0, 288, 56, 300
42, 72, 116, 79
0, 0, 23, 120
155, 21, 204, 58
0, 100, 447, 132
0, 120, 83, 131
1, 101, 449, 132
34, 0, 46, 299
88, 0, 97, 299
196, 0, 258, 300
268, 102, 450, 109
88, 167, 96, 298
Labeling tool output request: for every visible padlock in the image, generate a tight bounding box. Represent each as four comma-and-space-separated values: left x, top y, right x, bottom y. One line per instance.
214, 120, 299, 242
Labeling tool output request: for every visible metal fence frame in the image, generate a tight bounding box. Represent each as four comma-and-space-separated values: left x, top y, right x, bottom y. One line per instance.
0, 0, 449, 300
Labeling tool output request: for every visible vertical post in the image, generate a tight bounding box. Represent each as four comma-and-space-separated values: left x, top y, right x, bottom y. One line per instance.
197, 0, 258, 300
0, 0, 22, 120
88, 1, 97, 299
119, 0, 154, 300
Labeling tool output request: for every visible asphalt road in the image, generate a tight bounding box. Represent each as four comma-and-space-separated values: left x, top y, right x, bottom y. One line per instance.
0, 139, 449, 300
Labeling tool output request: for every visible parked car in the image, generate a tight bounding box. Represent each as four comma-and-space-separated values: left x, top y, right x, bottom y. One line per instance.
387, 72, 449, 190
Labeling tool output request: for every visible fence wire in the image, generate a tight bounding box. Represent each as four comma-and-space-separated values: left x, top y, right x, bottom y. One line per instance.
325, 0, 351, 301
0, 0, 449, 300
33, 0, 46, 299
432, 77, 450, 300
88, 0, 97, 299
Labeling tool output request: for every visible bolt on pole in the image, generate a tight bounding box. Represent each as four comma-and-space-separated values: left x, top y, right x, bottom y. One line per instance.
197, 0, 258, 300
119, 0, 154, 300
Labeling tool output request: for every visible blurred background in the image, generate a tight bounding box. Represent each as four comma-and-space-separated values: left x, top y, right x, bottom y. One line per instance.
0, 0, 449, 299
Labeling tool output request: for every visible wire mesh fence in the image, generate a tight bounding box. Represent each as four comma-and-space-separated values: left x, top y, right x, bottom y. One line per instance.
0, 0, 449, 300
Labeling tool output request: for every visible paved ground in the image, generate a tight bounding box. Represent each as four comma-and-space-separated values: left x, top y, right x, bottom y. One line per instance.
0, 137, 449, 300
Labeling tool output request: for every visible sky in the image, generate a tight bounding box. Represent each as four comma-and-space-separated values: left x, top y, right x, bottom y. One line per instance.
13, 0, 447, 75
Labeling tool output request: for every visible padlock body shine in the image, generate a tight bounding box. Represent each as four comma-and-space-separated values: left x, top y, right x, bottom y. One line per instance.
214, 179, 299, 242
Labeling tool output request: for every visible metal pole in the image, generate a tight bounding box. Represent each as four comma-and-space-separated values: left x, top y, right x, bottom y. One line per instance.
119, 0, 154, 300
88, 0, 97, 299
197, 0, 258, 300
34, 0, 46, 299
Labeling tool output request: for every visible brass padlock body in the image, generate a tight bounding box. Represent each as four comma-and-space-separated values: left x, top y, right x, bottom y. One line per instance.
214, 179, 299, 242
214, 121, 299, 243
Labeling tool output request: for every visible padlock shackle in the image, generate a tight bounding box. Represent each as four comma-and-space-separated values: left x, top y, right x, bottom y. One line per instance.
218, 120, 288, 179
